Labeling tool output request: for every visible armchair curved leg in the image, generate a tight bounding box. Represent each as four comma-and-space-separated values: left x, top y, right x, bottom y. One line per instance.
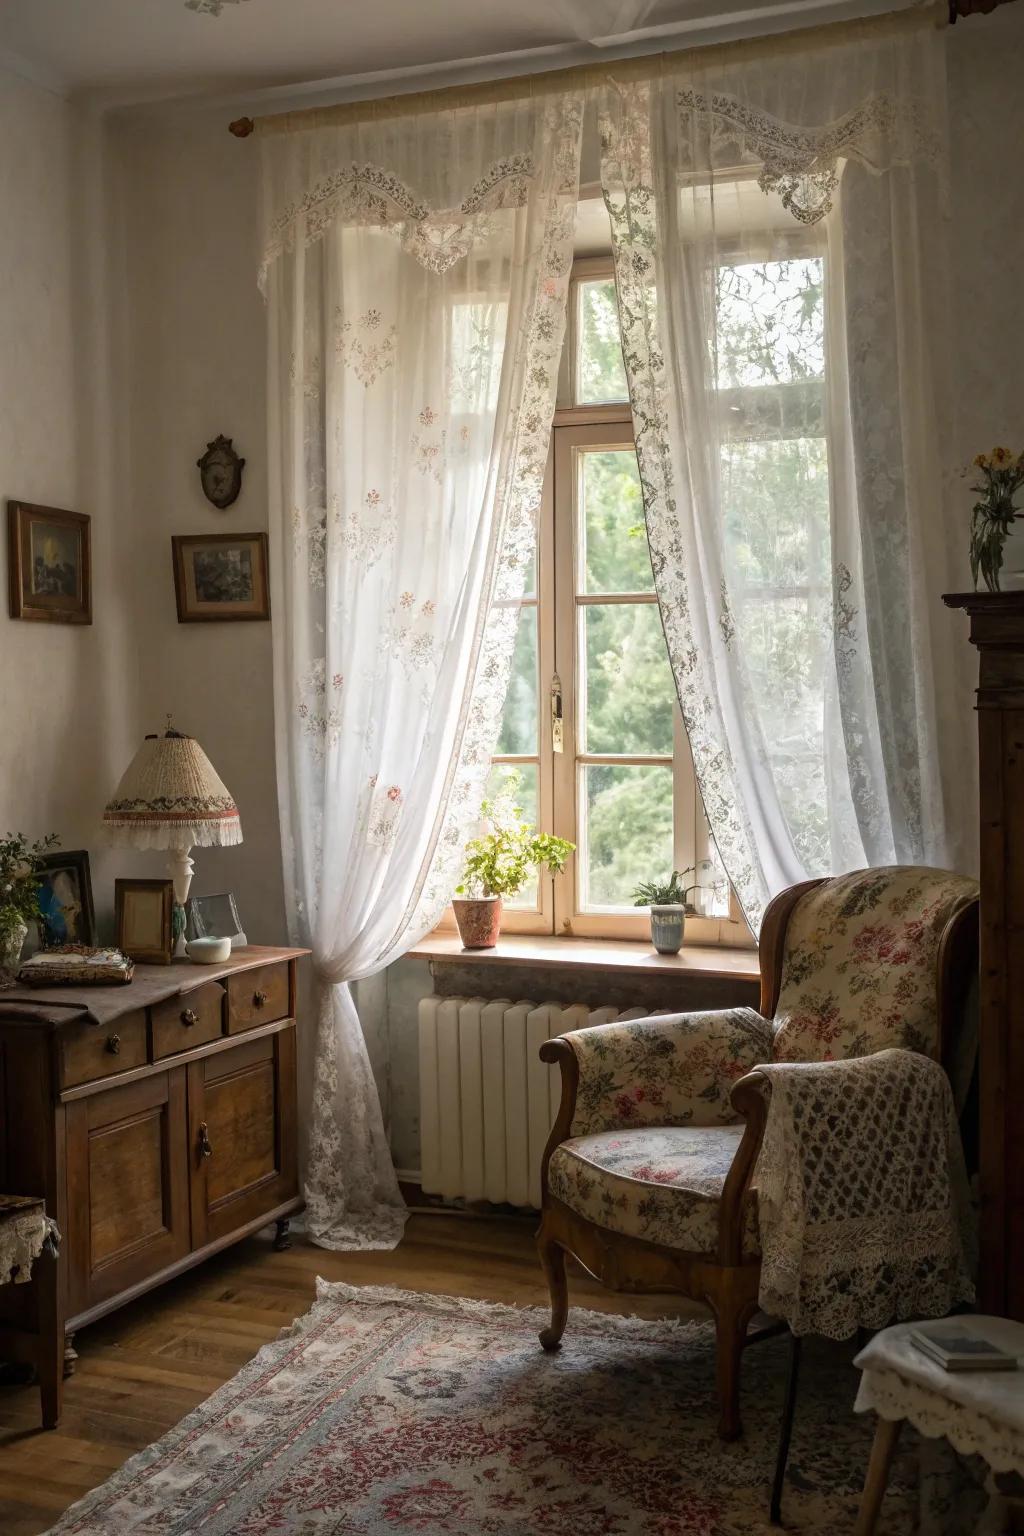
537, 1230, 569, 1351
712, 1294, 751, 1441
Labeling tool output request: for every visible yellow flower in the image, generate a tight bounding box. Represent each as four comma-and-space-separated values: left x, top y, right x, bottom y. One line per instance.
992, 446, 1013, 466
974, 453, 989, 469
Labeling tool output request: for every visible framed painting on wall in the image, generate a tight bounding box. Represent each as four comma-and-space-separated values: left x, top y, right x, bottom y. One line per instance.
172, 532, 270, 622
7, 501, 92, 624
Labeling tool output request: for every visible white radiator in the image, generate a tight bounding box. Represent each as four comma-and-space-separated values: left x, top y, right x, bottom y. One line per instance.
418, 995, 649, 1209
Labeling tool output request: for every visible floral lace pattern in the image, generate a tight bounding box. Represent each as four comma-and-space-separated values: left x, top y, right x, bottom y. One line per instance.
0, 1205, 58, 1285
771, 866, 978, 1063
549, 1125, 759, 1256
563, 1008, 773, 1137
755, 1050, 975, 1339
265, 94, 584, 1249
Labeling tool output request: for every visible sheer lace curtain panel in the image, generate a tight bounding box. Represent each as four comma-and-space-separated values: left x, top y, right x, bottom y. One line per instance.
260, 96, 583, 1247
598, 10, 974, 932
258, 6, 971, 1250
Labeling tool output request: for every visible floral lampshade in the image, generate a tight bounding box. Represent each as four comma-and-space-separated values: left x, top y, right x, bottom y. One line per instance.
102, 730, 242, 850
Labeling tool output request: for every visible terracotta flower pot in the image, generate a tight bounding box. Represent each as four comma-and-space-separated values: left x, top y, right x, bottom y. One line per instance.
453, 895, 503, 950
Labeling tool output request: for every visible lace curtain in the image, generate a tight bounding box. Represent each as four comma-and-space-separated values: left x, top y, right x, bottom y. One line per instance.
598, 15, 975, 931
261, 96, 583, 1247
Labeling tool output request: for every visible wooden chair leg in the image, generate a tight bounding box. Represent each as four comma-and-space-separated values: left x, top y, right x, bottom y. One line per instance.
714, 1299, 748, 1441
537, 1233, 569, 1351
854, 1416, 903, 1536
770, 1332, 802, 1524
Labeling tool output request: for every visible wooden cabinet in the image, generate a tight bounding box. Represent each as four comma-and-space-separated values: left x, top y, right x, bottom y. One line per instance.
0, 946, 307, 1427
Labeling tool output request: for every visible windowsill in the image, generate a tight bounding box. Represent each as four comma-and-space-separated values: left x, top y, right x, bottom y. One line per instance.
408, 931, 760, 982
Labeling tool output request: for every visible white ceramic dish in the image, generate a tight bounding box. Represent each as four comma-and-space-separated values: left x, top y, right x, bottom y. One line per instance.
186, 936, 232, 964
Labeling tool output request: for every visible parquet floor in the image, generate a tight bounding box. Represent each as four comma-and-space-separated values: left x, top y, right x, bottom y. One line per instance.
0, 1213, 703, 1534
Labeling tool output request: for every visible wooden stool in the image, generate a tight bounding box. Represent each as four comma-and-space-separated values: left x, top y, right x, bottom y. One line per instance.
853, 1317, 1024, 1534
0, 1195, 62, 1429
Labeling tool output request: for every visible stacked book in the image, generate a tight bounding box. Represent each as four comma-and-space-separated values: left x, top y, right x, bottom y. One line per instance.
911, 1326, 1020, 1373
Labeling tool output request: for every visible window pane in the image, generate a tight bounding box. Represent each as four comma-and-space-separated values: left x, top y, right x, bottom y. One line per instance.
715, 258, 824, 390
496, 608, 538, 756
582, 764, 673, 909
580, 450, 653, 595
577, 280, 628, 404
722, 436, 829, 590
484, 762, 539, 910
583, 603, 674, 755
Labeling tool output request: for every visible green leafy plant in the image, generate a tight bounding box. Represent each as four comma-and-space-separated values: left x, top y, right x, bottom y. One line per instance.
632, 865, 701, 913
456, 775, 573, 900
0, 831, 59, 945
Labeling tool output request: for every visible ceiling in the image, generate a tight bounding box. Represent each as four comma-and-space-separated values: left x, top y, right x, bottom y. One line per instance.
0, 0, 911, 113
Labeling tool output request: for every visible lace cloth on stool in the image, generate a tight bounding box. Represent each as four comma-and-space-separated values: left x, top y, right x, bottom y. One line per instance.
0, 1208, 59, 1286
754, 1049, 975, 1338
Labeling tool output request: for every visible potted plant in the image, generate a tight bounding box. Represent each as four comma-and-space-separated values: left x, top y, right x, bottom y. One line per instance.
0, 831, 59, 978
454, 778, 573, 950
632, 866, 702, 956
968, 446, 1024, 592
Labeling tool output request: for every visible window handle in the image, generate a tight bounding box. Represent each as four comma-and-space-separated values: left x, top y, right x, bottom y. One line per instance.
550, 674, 564, 753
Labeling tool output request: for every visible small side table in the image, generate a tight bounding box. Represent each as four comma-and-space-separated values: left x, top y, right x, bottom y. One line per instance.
0, 1195, 62, 1429
853, 1316, 1024, 1534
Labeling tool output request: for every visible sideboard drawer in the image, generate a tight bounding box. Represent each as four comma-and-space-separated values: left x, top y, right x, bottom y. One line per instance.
59, 1011, 148, 1088
226, 963, 289, 1033
151, 981, 225, 1058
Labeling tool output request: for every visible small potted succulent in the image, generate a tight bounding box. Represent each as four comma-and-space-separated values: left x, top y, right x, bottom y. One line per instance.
0, 831, 59, 979
632, 866, 702, 956
454, 777, 573, 950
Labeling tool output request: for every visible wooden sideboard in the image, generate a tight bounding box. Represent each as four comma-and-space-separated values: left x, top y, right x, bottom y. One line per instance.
0, 945, 307, 1425
944, 592, 1024, 1318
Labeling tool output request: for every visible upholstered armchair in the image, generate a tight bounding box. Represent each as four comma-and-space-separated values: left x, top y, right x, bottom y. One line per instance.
536, 866, 979, 1440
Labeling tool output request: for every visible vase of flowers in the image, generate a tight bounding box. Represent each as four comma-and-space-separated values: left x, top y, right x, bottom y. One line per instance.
454, 777, 573, 950
631, 867, 702, 955
969, 447, 1024, 593
0, 831, 59, 980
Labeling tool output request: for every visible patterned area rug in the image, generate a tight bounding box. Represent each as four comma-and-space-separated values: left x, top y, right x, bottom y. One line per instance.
46, 1281, 919, 1534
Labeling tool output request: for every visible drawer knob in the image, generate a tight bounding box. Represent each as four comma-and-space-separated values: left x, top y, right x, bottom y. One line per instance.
180, 1008, 198, 1027
198, 1121, 213, 1160
106, 1034, 121, 1055
253, 989, 268, 1008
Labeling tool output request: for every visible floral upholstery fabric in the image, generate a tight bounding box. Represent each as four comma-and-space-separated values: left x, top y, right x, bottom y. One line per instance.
548, 1126, 759, 1256
771, 866, 978, 1064
563, 1008, 774, 1137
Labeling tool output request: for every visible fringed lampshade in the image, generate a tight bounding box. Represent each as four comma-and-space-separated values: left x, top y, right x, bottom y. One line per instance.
103, 730, 242, 849
103, 728, 242, 957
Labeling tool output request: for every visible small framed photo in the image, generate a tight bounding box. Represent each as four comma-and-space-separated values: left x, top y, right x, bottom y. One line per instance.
172, 532, 269, 623
8, 501, 92, 624
187, 892, 247, 948
36, 851, 96, 948
115, 878, 174, 965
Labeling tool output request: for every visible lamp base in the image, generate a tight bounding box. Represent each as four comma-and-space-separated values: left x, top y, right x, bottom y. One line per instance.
167, 849, 194, 959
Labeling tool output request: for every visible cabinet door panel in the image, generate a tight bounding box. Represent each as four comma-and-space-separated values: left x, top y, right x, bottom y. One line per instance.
188, 1024, 297, 1249
66, 1071, 190, 1316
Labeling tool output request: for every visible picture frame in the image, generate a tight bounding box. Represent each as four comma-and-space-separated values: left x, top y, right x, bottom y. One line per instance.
171, 532, 269, 623
36, 851, 96, 948
115, 878, 174, 966
187, 891, 247, 948
7, 501, 92, 625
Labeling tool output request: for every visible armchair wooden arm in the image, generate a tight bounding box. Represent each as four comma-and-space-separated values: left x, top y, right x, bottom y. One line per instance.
718, 1069, 771, 1265
539, 1038, 579, 1190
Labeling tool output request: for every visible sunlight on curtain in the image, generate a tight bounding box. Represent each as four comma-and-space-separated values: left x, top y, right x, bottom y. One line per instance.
599, 19, 974, 930
260, 95, 583, 1247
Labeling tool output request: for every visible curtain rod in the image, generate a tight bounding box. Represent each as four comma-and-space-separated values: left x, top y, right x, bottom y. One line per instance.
228, 1, 946, 138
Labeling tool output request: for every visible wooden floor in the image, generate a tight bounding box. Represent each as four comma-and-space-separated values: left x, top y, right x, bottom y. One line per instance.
0, 1213, 705, 1534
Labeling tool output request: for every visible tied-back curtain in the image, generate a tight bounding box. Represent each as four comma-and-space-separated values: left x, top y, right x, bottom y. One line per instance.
598, 15, 974, 932
261, 95, 583, 1248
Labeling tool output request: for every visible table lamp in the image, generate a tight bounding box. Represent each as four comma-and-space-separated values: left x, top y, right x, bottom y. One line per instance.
103, 726, 242, 956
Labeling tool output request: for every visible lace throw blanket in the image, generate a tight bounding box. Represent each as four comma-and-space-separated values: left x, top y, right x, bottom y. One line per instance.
755, 1049, 975, 1339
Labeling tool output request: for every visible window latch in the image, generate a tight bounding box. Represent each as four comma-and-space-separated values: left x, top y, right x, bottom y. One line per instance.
550, 674, 564, 753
